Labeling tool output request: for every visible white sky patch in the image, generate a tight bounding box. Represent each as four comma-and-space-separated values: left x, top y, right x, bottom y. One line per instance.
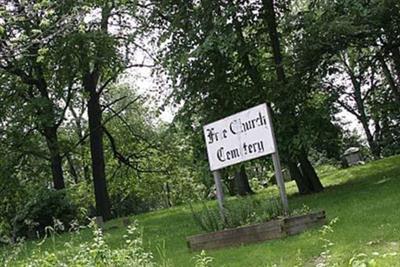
120, 63, 176, 123
336, 109, 367, 140
324, 59, 377, 143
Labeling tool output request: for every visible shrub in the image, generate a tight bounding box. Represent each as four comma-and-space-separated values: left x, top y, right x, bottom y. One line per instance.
193, 250, 214, 267
190, 197, 285, 232
110, 192, 154, 218
12, 188, 78, 239
4, 219, 155, 267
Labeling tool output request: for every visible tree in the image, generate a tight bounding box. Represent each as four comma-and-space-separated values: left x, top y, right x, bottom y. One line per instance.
150, 0, 261, 195
0, 1, 80, 189
291, 0, 400, 158
325, 49, 382, 158
62, 0, 154, 220
261, 0, 324, 194
151, 0, 326, 194
65, 95, 91, 183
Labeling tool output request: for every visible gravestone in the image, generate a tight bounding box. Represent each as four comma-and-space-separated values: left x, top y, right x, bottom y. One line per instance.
343, 147, 363, 166
95, 216, 104, 229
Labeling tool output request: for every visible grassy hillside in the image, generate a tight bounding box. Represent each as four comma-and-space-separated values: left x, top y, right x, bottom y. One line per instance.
2, 156, 400, 266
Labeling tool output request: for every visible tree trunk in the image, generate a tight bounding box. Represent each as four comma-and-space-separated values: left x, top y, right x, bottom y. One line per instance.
36, 77, 65, 190
287, 161, 311, 194
359, 116, 381, 159
262, 0, 324, 194
298, 152, 324, 193
378, 54, 400, 103
69, 103, 91, 183
66, 153, 79, 184
84, 74, 112, 221
234, 165, 254, 196
43, 126, 65, 190
262, 0, 286, 83
7, 48, 67, 191
164, 182, 172, 208
390, 47, 400, 87
352, 77, 381, 159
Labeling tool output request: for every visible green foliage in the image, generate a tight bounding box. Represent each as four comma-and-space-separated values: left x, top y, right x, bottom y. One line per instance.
349, 253, 376, 267
0, 135, 56, 242
317, 217, 340, 266
290, 0, 400, 159
190, 197, 285, 232
315, 164, 339, 177
101, 85, 207, 215
12, 188, 78, 239
110, 192, 154, 217
1, 0, 400, 257
1, 156, 400, 266
3, 219, 155, 267
192, 250, 214, 267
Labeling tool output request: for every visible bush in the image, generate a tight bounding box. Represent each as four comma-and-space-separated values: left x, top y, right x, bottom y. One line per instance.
110, 192, 154, 218
3, 218, 214, 266
190, 197, 284, 232
3, 219, 155, 267
12, 188, 78, 239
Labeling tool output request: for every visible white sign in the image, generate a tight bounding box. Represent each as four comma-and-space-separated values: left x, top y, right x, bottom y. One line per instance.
203, 103, 276, 171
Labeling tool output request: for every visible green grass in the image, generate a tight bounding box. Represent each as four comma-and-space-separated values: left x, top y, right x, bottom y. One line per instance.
2, 156, 400, 266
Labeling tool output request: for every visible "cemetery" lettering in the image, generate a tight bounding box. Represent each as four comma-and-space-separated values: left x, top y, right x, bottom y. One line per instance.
216, 140, 265, 162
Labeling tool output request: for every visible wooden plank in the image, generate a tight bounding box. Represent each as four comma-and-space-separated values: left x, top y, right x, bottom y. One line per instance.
284, 210, 325, 225
188, 219, 282, 244
284, 212, 324, 229
187, 211, 326, 251
285, 220, 325, 236
187, 219, 284, 251
283, 211, 326, 236
191, 222, 283, 247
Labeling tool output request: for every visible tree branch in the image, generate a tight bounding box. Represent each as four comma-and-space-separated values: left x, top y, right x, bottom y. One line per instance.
62, 97, 139, 158
56, 83, 75, 127
337, 99, 361, 119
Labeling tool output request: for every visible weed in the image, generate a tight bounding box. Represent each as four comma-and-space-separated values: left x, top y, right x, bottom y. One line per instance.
190, 197, 285, 232
317, 217, 339, 267
192, 250, 214, 267
3, 218, 156, 267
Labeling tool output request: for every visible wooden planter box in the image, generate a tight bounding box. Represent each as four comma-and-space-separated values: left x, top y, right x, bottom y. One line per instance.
187, 210, 326, 251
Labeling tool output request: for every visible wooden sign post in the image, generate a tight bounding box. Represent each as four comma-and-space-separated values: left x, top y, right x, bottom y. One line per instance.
212, 170, 225, 221
203, 103, 289, 218
266, 105, 289, 215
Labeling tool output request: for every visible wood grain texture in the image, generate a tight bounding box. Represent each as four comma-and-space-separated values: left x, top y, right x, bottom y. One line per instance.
187, 210, 326, 251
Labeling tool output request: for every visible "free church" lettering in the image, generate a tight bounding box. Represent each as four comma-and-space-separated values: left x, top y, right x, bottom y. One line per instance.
205, 112, 268, 163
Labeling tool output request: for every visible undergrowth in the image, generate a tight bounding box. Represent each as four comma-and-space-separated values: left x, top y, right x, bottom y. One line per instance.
3, 219, 155, 267
1, 218, 214, 267
189, 197, 287, 232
